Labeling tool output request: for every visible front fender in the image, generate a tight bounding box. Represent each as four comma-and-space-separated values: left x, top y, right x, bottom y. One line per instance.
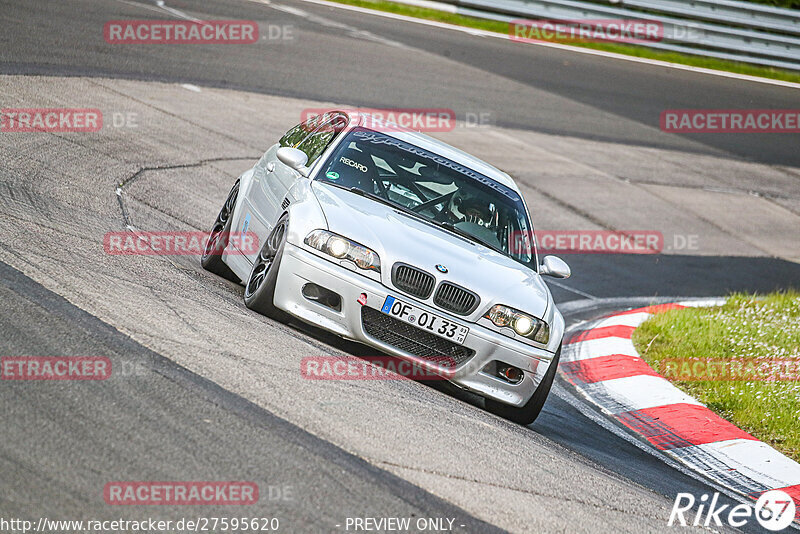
542, 291, 565, 353
230, 166, 255, 230
548, 306, 565, 354
285, 179, 328, 249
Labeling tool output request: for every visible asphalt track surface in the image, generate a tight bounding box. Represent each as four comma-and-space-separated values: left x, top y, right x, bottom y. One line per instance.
1, 0, 800, 532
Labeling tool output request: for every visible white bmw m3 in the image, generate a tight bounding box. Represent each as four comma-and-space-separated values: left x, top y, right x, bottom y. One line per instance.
201, 110, 571, 424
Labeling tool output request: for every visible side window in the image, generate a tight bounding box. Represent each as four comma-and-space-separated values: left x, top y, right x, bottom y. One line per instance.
279, 114, 324, 148
297, 114, 347, 165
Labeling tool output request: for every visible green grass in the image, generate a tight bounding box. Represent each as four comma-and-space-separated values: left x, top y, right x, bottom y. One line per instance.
632, 292, 800, 461
325, 0, 800, 83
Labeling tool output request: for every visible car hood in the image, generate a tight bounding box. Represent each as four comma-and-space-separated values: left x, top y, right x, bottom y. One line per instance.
311, 182, 550, 321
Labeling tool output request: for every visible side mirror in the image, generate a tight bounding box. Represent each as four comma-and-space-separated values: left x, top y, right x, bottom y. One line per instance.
277, 147, 310, 177
540, 255, 571, 279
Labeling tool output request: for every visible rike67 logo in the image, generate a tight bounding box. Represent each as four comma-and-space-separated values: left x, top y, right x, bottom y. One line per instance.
669, 491, 796, 531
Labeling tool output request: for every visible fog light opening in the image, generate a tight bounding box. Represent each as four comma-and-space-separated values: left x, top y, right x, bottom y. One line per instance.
501, 365, 524, 384
301, 283, 342, 312
482, 361, 525, 384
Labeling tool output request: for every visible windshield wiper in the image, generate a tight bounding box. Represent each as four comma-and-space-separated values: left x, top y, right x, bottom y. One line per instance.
323, 182, 427, 220
437, 221, 507, 256
345, 186, 400, 211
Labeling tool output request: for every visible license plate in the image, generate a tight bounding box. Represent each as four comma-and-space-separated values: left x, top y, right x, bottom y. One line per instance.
381, 296, 469, 345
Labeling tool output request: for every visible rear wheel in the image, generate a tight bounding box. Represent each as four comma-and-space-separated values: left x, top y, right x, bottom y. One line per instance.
201, 181, 240, 282
486, 345, 561, 425
243, 214, 290, 321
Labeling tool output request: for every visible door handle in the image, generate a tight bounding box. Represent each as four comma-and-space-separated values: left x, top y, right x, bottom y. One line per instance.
266, 162, 275, 172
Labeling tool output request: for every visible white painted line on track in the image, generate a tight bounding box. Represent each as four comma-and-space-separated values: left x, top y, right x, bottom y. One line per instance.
677, 439, 800, 490
153, 0, 203, 22
565, 336, 638, 361
290, 0, 800, 90
678, 298, 728, 307
591, 311, 651, 328
583, 374, 704, 412
265, 1, 409, 48
114, 0, 172, 16
391, 0, 458, 13
546, 279, 597, 300
113, 0, 204, 22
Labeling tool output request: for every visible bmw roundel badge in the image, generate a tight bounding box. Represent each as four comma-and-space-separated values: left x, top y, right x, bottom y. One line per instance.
435, 264, 448, 273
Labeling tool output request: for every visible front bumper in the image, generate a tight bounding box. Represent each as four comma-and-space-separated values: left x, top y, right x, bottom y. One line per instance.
273, 243, 557, 407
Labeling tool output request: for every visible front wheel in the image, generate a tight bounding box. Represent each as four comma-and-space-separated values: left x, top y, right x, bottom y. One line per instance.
243, 214, 290, 321
201, 181, 240, 282
485, 345, 562, 425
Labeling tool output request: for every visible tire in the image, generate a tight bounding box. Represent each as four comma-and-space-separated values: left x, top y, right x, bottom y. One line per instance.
243, 214, 290, 321
201, 181, 240, 282
486, 345, 562, 425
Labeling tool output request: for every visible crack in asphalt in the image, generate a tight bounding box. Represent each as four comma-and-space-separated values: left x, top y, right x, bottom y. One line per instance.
115, 157, 259, 227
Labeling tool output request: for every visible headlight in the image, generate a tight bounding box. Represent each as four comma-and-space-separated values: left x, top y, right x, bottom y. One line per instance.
484, 304, 549, 344
327, 237, 349, 258
304, 230, 381, 273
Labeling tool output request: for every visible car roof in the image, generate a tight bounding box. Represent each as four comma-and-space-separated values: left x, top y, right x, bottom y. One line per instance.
345, 110, 521, 193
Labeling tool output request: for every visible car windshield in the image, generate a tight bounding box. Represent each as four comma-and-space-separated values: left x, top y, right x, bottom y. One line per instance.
316, 127, 536, 267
